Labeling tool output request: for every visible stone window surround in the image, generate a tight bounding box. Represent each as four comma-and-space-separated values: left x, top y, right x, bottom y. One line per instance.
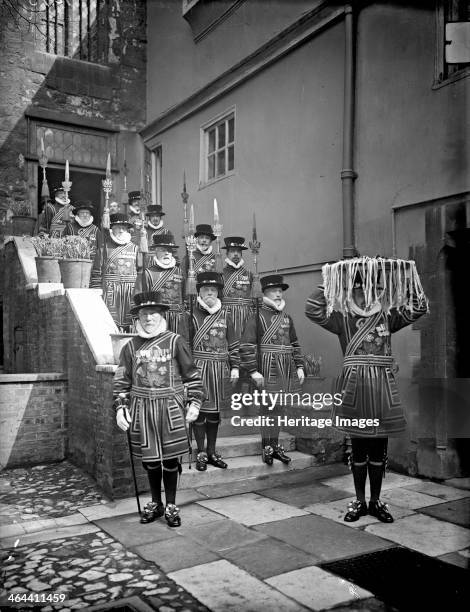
433, 0, 470, 89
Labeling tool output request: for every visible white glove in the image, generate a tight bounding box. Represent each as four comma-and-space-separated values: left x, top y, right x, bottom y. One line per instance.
251, 371, 264, 387
297, 368, 305, 385
116, 407, 131, 431
230, 368, 239, 384
186, 402, 200, 423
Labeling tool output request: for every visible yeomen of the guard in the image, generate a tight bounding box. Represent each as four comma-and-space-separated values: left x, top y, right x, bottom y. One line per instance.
113, 291, 203, 527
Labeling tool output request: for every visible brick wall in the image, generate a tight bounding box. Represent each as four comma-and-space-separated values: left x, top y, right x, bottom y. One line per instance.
0, 375, 67, 468
0, 0, 146, 217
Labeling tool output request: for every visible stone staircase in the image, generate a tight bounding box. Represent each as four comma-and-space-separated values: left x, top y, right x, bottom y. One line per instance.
179, 431, 315, 489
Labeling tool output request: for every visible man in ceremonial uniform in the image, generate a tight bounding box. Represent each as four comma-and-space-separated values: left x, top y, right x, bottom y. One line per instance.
221, 236, 253, 340
305, 260, 428, 523
128, 190, 144, 246
182, 223, 216, 276
145, 204, 171, 243
114, 291, 203, 527
65, 200, 101, 257
240, 275, 305, 465
90, 213, 139, 331
191, 272, 239, 471
42, 187, 70, 237
138, 233, 187, 336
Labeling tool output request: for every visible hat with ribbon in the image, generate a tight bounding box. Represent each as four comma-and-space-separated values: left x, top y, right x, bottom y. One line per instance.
260, 274, 289, 292
222, 236, 248, 250
130, 291, 170, 315
150, 232, 178, 251
109, 213, 133, 228
146, 204, 166, 217
196, 271, 224, 291
128, 191, 142, 204
72, 199, 94, 215
194, 223, 216, 241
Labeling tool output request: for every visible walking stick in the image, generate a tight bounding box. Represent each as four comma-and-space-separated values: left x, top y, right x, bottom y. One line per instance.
126, 428, 141, 515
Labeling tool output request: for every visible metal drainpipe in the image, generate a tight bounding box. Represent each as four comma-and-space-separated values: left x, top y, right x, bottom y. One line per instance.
341, 3, 358, 259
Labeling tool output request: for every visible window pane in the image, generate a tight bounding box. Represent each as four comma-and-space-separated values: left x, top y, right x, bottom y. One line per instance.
218, 122, 226, 148
228, 145, 234, 171
208, 129, 216, 153
228, 117, 234, 143
217, 150, 225, 176
208, 154, 215, 180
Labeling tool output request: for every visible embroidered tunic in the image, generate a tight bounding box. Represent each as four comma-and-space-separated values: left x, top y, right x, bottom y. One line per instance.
221, 264, 253, 339
90, 234, 139, 330
240, 304, 304, 393
65, 220, 101, 257
305, 287, 428, 436
113, 331, 203, 462
42, 201, 67, 237
141, 264, 187, 336
191, 305, 239, 413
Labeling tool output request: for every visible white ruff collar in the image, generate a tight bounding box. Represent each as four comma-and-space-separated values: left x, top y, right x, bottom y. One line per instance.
129, 205, 141, 215
197, 244, 213, 255
225, 258, 244, 269
136, 318, 167, 339
154, 255, 176, 269
197, 296, 221, 314
74, 216, 93, 228
148, 219, 163, 230
110, 230, 131, 245
263, 296, 286, 312
349, 300, 382, 318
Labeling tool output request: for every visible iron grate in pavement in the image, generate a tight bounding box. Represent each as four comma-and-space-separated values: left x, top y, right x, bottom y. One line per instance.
83, 596, 156, 612
321, 547, 469, 611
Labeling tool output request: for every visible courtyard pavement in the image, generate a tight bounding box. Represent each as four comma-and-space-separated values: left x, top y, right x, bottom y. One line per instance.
0, 461, 469, 611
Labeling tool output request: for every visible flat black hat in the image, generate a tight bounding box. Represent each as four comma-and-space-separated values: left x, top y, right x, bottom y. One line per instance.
196, 271, 224, 291
130, 291, 170, 315
146, 204, 166, 217
72, 199, 94, 214
261, 274, 289, 292
194, 223, 216, 241
150, 233, 178, 250
222, 236, 248, 250
110, 213, 133, 228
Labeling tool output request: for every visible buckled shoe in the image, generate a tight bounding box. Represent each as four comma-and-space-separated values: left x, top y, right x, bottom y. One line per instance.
344, 499, 368, 522
262, 445, 274, 466
272, 445, 291, 464
207, 453, 227, 469
196, 451, 208, 471
368, 500, 394, 523
140, 501, 164, 524
165, 503, 181, 528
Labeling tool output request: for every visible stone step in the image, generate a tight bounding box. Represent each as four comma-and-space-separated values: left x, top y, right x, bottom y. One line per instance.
178, 450, 315, 490
183, 432, 295, 463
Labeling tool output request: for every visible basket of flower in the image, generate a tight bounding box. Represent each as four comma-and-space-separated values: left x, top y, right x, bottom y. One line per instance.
30, 236, 63, 283
57, 236, 93, 288
10, 200, 36, 236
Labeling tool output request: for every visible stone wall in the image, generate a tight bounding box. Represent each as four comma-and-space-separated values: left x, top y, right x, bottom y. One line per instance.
0, 374, 67, 468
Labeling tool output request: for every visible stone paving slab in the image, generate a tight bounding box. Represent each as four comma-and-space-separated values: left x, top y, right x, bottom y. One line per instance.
170, 502, 227, 526
445, 477, 470, 490
220, 537, 319, 579
198, 493, 309, 526
321, 472, 420, 494
0, 530, 208, 611
266, 565, 373, 610
438, 548, 470, 569
254, 515, 394, 561
178, 518, 267, 552
417, 497, 470, 527
258, 482, 352, 508
135, 535, 221, 573
0, 523, 100, 549
193, 464, 350, 499
95, 514, 180, 548
304, 498, 415, 527
404, 480, 470, 501
379, 487, 447, 510
365, 514, 470, 557
0, 462, 107, 523
168, 559, 309, 611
